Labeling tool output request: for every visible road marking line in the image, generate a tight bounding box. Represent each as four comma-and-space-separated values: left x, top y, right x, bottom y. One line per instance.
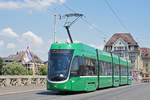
0, 88, 46, 96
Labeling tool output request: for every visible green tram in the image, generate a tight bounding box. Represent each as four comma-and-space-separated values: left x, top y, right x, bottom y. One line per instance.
47, 43, 132, 92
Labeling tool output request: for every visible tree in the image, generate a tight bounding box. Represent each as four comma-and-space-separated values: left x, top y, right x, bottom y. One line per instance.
38, 64, 47, 75
34, 55, 41, 63
0, 57, 3, 75
27, 70, 33, 75
2, 62, 27, 75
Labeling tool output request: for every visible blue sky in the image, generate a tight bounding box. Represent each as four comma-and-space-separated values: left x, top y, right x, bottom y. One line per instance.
0, 0, 150, 61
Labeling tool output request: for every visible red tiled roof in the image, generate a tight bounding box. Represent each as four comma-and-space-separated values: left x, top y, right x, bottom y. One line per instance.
3, 51, 43, 63
105, 33, 138, 46
141, 48, 150, 59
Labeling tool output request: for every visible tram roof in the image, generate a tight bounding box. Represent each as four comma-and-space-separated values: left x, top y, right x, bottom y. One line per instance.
50, 43, 131, 66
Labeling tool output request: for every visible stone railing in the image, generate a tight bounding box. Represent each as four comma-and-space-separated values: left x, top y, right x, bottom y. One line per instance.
0, 76, 46, 87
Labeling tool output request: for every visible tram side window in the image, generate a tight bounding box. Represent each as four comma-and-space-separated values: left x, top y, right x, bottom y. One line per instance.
100, 61, 112, 76
70, 56, 85, 77
103, 62, 107, 76
78, 56, 86, 76
114, 64, 119, 76
70, 56, 79, 77
121, 66, 127, 76
100, 61, 104, 76
84, 57, 97, 76
126, 66, 128, 76
125, 66, 127, 76
129, 67, 132, 76
70, 56, 98, 77
122, 66, 125, 76
107, 62, 112, 76
100, 61, 107, 76
121, 65, 124, 76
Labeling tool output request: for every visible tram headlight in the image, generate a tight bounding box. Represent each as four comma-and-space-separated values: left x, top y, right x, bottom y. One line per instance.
60, 74, 64, 77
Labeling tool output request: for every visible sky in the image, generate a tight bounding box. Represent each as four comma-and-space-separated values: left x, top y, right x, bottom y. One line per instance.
0, 0, 150, 61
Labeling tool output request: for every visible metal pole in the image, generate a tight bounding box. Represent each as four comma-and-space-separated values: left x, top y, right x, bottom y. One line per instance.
65, 26, 73, 43
54, 13, 57, 43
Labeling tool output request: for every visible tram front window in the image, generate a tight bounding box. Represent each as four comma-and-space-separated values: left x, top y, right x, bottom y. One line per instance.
48, 49, 73, 81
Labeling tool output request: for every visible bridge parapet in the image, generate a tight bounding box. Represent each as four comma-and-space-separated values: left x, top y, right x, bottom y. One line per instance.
0, 76, 46, 87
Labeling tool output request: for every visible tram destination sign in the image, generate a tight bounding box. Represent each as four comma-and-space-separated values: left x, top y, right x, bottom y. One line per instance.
51, 49, 74, 54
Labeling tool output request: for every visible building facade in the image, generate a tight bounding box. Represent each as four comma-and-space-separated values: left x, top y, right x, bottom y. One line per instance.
3, 51, 25, 66
139, 48, 150, 79
104, 33, 140, 72
2, 51, 44, 75
140, 48, 150, 72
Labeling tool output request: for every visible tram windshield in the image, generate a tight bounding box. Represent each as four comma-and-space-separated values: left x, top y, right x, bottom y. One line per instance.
48, 49, 73, 81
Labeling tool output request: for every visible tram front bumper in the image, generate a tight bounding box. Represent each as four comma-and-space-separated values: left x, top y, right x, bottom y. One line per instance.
47, 81, 71, 91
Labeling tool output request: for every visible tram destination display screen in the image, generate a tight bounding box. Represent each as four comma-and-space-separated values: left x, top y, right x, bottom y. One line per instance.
51, 49, 74, 54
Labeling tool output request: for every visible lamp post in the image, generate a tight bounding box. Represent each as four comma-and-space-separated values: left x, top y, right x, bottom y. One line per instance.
53, 13, 56, 43
53, 12, 61, 43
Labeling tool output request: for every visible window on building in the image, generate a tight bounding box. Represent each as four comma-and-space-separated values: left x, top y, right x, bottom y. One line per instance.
117, 46, 124, 51
114, 53, 123, 57
117, 47, 120, 50
114, 47, 116, 51
130, 53, 136, 57
119, 53, 123, 57
145, 53, 149, 57
146, 63, 148, 67
130, 46, 134, 51
107, 46, 112, 51
146, 74, 149, 77
125, 47, 127, 51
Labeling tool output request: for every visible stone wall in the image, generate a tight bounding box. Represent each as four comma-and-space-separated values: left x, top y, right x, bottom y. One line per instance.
0, 76, 46, 87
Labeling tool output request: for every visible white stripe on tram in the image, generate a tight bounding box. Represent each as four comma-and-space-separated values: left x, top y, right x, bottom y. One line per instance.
80, 76, 97, 78
79, 76, 129, 78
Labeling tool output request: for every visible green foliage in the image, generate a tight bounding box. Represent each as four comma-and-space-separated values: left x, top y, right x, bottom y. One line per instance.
38, 64, 47, 75
27, 70, 33, 75
2, 62, 26, 75
0, 57, 3, 75
34, 56, 41, 63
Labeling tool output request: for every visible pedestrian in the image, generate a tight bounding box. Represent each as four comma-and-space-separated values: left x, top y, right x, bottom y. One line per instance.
136, 73, 138, 81
133, 72, 136, 81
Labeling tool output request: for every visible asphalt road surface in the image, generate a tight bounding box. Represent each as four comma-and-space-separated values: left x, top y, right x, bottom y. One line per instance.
0, 83, 149, 100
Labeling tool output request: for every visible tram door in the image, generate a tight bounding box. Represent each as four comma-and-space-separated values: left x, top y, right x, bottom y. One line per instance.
119, 57, 121, 85
111, 53, 114, 86
96, 49, 100, 89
